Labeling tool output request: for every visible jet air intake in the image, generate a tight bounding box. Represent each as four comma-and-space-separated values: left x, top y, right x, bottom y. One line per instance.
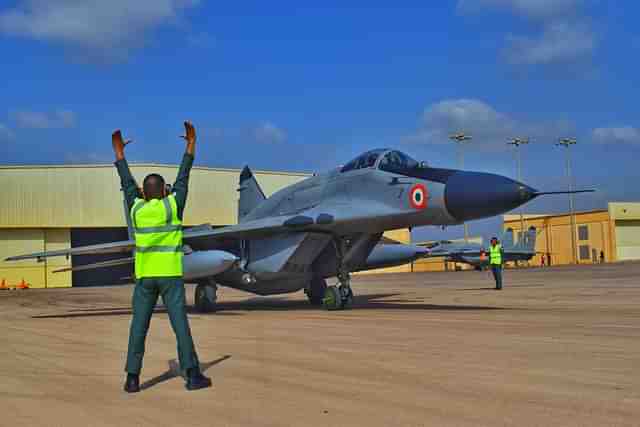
444, 171, 537, 222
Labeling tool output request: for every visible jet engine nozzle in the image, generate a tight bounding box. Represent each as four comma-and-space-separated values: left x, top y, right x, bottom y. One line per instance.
444, 171, 537, 222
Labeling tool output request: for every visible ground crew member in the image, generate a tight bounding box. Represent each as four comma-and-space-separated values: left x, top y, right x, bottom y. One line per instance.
112, 121, 211, 393
489, 237, 504, 290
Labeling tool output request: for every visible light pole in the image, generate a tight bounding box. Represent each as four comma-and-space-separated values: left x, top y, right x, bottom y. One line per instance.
450, 132, 473, 242
556, 138, 578, 264
508, 137, 529, 243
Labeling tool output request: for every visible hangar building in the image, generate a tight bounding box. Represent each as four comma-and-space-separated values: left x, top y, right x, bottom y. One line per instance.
0, 163, 308, 288
503, 202, 640, 265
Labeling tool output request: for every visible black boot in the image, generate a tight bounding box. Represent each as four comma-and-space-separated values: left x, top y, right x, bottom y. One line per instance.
124, 373, 140, 393
185, 368, 212, 391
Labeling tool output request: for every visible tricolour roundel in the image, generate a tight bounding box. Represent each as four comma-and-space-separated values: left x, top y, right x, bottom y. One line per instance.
409, 184, 428, 210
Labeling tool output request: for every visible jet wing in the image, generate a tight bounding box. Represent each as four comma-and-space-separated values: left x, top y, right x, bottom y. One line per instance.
5, 202, 395, 263
4, 214, 324, 263
52, 257, 134, 273
5, 240, 136, 262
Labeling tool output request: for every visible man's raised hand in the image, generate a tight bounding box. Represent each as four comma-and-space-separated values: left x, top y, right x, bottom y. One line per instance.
181, 121, 196, 155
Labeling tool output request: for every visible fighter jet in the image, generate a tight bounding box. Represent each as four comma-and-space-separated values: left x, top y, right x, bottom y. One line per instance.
5, 149, 592, 311
422, 226, 539, 270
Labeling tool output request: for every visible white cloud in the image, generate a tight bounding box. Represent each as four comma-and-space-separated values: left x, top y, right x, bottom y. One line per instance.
0, 0, 200, 62
10, 109, 77, 129
458, 0, 596, 72
0, 123, 14, 141
591, 127, 640, 144
253, 122, 287, 144
458, 0, 583, 21
503, 21, 595, 67
405, 98, 574, 146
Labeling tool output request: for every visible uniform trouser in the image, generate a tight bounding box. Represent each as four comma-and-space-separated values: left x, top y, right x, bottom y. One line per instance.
491, 265, 503, 289
125, 277, 199, 375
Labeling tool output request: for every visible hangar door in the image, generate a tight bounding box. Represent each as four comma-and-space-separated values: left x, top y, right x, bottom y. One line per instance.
615, 221, 640, 261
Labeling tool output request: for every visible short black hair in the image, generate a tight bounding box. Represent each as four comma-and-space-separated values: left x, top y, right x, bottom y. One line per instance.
143, 173, 165, 200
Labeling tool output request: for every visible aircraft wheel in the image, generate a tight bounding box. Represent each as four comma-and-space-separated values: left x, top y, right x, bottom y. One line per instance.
322, 285, 343, 311
306, 277, 327, 306
339, 285, 354, 309
194, 282, 217, 313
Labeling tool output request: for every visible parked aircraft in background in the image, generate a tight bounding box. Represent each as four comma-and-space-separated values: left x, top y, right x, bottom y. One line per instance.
421, 227, 539, 270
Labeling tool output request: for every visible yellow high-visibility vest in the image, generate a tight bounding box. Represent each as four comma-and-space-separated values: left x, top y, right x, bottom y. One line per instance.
130, 194, 183, 278
489, 244, 502, 265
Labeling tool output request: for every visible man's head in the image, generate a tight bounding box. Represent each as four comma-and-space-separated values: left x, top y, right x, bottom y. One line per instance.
490, 237, 499, 246
143, 173, 166, 200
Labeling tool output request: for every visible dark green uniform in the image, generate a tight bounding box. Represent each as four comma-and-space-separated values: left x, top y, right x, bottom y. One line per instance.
115, 154, 199, 375
489, 243, 504, 290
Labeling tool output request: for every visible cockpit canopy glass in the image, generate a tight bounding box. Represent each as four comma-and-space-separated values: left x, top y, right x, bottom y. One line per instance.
378, 150, 420, 173
340, 149, 387, 173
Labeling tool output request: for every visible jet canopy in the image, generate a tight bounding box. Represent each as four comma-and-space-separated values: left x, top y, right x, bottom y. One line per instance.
340, 149, 425, 174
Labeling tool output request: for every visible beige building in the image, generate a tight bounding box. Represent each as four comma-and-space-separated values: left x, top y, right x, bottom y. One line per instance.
503, 202, 640, 265
0, 163, 308, 288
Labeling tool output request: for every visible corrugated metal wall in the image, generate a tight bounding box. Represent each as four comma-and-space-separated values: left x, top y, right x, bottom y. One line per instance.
0, 228, 71, 288
0, 164, 308, 228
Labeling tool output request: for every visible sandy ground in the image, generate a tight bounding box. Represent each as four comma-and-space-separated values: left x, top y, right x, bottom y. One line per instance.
1, 262, 639, 427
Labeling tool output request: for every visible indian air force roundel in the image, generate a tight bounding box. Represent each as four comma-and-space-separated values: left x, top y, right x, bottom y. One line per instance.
409, 184, 428, 210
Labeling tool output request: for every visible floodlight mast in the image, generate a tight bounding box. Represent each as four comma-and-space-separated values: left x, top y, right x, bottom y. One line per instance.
508, 137, 530, 244
556, 138, 578, 264
450, 132, 473, 242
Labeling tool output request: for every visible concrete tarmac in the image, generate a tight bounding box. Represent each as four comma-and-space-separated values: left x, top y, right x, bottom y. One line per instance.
1, 262, 639, 427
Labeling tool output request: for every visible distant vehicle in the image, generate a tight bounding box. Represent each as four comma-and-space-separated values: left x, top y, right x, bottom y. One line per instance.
421, 227, 539, 270
6, 149, 590, 311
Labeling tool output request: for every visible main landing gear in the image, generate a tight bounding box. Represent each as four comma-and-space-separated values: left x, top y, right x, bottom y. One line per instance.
194, 280, 217, 313
320, 238, 354, 311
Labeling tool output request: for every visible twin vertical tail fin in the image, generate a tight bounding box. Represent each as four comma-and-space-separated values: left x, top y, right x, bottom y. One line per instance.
521, 226, 538, 253
238, 166, 266, 223
501, 226, 537, 252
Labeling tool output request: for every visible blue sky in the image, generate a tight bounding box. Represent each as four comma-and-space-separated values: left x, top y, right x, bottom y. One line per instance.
1, 1, 638, 242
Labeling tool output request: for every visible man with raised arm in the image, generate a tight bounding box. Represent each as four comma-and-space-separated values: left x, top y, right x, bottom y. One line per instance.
112, 121, 211, 393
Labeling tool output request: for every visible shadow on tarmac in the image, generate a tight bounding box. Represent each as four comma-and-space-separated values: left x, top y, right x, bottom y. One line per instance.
140, 355, 231, 391
32, 292, 504, 319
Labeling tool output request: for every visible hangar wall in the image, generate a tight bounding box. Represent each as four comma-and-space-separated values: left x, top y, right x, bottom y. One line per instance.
0, 228, 71, 288
504, 203, 640, 265
609, 203, 640, 261
0, 163, 308, 288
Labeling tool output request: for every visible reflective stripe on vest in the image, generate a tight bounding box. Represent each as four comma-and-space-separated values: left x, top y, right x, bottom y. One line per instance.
489, 244, 502, 265
131, 194, 183, 278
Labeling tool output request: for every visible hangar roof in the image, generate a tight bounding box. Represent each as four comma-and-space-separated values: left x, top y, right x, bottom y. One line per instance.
0, 163, 309, 228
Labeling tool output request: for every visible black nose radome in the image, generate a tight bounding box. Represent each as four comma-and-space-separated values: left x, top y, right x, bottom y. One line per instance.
444, 171, 537, 222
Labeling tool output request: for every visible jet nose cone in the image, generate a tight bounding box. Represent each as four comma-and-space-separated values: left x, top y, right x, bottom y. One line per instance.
444, 171, 537, 222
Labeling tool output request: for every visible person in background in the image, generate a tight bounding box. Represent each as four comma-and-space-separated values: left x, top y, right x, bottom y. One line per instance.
489, 237, 505, 290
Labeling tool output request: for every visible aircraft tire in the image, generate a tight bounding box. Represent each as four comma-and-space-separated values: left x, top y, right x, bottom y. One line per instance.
194, 282, 217, 313
322, 285, 343, 311
340, 285, 354, 309
306, 277, 327, 306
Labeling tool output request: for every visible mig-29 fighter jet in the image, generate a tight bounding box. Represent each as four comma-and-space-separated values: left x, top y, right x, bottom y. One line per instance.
5, 149, 592, 311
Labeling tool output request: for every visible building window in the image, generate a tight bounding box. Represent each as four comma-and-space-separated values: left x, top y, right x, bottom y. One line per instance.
578, 225, 589, 241
579, 245, 590, 261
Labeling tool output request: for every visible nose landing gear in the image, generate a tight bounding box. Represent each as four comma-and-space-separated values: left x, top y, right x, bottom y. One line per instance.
322, 238, 355, 310
194, 280, 217, 313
